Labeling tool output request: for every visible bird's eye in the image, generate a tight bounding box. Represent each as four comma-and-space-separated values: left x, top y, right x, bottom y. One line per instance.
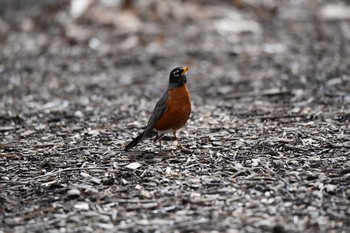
173, 71, 180, 77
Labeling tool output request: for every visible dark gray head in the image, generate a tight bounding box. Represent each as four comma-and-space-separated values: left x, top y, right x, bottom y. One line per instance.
168, 66, 190, 88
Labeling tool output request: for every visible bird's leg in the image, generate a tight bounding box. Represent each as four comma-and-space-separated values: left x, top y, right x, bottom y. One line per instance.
173, 132, 190, 152
159, 135, 162, 154
153, 134, 159, 143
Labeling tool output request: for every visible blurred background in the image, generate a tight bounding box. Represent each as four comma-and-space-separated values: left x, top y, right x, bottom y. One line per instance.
0, 0, 349, 126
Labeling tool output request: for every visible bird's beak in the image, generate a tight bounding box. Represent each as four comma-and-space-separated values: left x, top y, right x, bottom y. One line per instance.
182, 66, 190, 75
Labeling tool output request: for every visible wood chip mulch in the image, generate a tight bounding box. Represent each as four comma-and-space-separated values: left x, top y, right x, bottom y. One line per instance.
1, 0, 349, 232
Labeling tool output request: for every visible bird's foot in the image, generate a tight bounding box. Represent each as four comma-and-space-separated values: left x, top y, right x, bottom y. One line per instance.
177, 144, 191, 153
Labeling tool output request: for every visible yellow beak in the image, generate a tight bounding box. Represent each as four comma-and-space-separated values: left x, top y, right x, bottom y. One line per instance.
182, 66, 191, 75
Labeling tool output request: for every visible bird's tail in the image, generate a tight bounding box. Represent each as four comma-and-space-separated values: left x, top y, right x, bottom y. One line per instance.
125, 132, 144, 151
125, 130, 157, 151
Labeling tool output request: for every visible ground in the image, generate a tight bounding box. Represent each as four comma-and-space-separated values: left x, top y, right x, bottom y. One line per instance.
0, 0, 350, 232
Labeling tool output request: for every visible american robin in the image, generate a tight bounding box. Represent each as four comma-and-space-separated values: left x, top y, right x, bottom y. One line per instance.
125, 66, 191, 153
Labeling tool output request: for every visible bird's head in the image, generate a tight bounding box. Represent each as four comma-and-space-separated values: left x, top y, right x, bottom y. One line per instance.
169, 66, 190, 88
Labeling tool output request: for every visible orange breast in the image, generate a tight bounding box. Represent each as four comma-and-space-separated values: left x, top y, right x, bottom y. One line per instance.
155, 85, 191, 132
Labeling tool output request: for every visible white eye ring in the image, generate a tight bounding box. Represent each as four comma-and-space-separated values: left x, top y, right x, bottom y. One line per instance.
173, 71, 180, 76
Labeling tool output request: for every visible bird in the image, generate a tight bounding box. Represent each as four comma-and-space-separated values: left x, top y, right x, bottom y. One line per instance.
125, 66, 192, 154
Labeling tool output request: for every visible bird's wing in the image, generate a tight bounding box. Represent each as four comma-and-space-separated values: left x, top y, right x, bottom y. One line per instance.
143, 90, 168, 137
125, 91, 168, 150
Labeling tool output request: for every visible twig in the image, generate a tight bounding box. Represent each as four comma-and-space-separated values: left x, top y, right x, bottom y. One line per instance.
247, 114, 306, 120
19, 167, 111, 182
224, 89, 291, 100
63, 146, 101, 153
